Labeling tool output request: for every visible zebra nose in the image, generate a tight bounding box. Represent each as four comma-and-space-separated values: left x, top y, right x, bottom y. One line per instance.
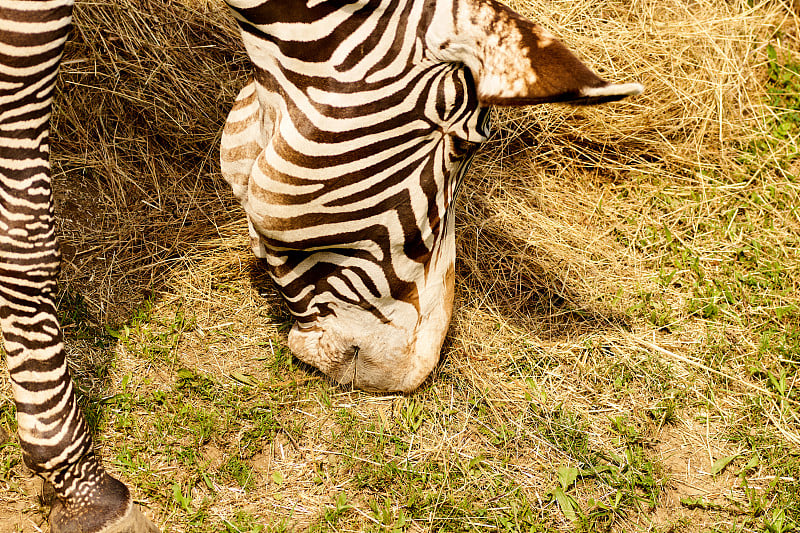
287, 319, 426, 392
335, 342, 407, 392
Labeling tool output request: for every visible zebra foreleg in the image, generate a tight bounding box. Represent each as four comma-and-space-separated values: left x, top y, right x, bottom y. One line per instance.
0, 163, 160, 533
0, 1, 157, 531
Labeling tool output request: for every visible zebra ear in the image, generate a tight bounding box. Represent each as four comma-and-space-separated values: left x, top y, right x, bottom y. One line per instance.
441, 0, 643, 106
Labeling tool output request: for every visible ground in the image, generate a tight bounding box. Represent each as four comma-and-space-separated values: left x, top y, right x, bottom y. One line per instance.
0, 0, 799, 531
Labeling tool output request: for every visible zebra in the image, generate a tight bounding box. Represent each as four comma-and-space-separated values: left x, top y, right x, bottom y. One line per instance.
0, 0, 641, 530
219, 0, 642, 393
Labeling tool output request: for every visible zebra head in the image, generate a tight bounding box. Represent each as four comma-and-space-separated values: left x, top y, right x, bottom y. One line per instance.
222, 0, 642, 392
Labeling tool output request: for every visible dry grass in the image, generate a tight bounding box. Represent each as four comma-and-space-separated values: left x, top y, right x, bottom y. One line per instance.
1, 0, 799, 531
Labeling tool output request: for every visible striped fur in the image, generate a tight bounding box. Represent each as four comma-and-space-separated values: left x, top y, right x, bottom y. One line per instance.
0, 0, 155, 530
221, 0, 641, 392
1, 0, 94, 498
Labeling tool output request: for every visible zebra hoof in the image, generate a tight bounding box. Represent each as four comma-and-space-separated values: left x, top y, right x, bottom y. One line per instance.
50, 501, 158, 533
103, 505, 159, 533
48, 474, 158, 533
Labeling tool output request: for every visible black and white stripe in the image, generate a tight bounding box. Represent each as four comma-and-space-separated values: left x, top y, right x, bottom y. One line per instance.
0, 0, 90, 492
0, 1, 155, 531
222, 0, 490, 391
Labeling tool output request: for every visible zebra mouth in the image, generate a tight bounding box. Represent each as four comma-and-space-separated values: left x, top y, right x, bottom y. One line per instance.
332, 343, 398, 392
287, 320, 423, 393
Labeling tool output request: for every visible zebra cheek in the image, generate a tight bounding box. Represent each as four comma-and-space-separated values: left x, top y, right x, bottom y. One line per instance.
397, 258, 458, 392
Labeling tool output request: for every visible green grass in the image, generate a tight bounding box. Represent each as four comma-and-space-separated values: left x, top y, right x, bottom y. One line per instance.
619, 41, 800, 533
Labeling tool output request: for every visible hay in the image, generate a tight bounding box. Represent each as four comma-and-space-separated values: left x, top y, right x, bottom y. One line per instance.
50, 0, 792, 326
501, 0, 789, 171
456, 0, 793, 335
53, 0, 249, 320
